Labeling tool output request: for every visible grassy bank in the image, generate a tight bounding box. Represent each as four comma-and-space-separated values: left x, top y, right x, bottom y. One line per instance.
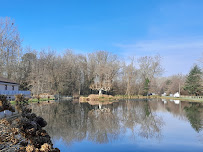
10, 97, 55, 105
79, 94, 115, 102
9, 95, 203, 105
80, 94, 157, 103
114, 95, 203, 102
158, 96, 203, 102
114, 95, 154, 99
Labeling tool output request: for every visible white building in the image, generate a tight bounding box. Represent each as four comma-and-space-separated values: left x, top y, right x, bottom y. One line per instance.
173, 92, 180, 98
0, 76, 31, 100
161, 92, 167, 96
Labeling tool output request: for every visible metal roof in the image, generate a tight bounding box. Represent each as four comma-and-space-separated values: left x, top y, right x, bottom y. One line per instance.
0, 76, 19, 85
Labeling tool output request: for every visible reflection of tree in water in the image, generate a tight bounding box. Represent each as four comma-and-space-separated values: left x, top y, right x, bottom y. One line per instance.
197, 133, 203, 144
31, 102, 92, 145
31, 100, 165, 145
139, 101, 164, 139
87, 108, 120, 143
31, 102, 120, 144
184, 103, 203, 133
121, 100, 164, 140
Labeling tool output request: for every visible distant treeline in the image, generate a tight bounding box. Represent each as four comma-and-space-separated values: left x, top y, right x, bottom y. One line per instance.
0, 17, 202, 96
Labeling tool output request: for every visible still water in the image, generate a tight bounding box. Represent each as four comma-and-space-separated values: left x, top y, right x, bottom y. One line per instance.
31, 99, 203, 152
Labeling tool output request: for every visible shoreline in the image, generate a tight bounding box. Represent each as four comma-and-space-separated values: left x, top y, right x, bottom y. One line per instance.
0, 98, 60, 152
80, 94, 203, 103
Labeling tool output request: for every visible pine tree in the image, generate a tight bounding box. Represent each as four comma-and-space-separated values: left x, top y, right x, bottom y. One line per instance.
143, 78, 150, 96
184, 65, 202, 95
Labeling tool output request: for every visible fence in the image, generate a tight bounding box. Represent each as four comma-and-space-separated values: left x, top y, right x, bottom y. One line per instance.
0, 90, 31, 100
180, 95, 203, 99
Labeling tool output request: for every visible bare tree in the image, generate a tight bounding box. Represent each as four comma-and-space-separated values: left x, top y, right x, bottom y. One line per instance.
138, 55, 164, 95
122, 57, 137, 96
89, 51, 120, 95
18, 47, 37, 90
0, 17, 22, 79
166, 74, 186, 94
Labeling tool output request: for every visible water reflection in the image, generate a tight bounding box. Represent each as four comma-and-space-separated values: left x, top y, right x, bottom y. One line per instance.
121, 100, 164, 140
31, 99, 203, 151
174, 100, 180, 104
184, 103, 203, 132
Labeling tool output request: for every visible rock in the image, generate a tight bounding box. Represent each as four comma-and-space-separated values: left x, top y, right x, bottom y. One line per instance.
8, 105, 15, 112
1, 103, 61, 151
0, 100, 60, 152
34, 116, 47, 128
19, 117, 38, 135
26, 127, 36, 136
31, 135, 52, 148
40, 143, 52, 152
19, 146, 26, 151
31, 113, 37, 119
25, 113, 37, 121
11, 127, 19, 135
26, 144, 35, 152
0, 119, 24, 151
36, 129, 48, 137
35, 148, 40, 152
51, 148, 60, 152
11, 138, 19, 144
21, 107, 32, 115
19, 141, 28, 147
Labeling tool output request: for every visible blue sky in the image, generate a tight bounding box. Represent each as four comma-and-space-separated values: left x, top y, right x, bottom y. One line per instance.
0, 0, 203, 76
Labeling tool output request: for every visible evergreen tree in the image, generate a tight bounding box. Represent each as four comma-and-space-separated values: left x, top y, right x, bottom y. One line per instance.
184, 65, 202, 95
143, 78, 150, 96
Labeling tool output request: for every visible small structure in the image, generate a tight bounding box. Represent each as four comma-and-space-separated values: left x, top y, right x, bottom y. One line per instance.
173, 92, 180, 98
0, 76, 31, 100
161, 93, 167, 96
0, 76, 19, 91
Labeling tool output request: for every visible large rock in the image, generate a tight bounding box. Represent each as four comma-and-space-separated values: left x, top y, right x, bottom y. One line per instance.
34, 116, 47, 128
31, 136, 52, 148
16, 106, 60, 151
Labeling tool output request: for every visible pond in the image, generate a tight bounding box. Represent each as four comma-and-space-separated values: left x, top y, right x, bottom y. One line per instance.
31, 99, 203, 152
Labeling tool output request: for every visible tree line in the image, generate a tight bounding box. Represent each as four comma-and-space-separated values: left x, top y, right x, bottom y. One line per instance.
0, 17, 202, 96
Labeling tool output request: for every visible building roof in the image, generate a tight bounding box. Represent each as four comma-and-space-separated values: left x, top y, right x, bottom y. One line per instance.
0, 76, 19, 85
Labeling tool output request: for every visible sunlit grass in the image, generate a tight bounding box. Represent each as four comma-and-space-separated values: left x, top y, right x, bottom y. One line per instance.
9, 98, 55, 105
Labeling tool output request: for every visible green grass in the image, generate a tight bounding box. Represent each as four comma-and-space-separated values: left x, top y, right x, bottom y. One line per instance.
29, 98, 55, 102
111, 95, 203, 103
10, 98, 55, 105
114, 95, 150, 99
